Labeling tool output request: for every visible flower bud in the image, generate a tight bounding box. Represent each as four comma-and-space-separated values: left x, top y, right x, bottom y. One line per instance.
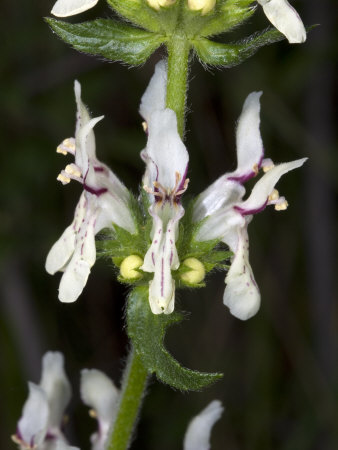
180, 258, 205, 284
147, 0, 177, 11
120, 255, 143, 280
187, 0, 216, 15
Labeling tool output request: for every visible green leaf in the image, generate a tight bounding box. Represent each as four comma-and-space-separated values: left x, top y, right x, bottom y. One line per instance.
127, 286, 222, 391
46, 18, 165, 65
193, 28, 285, 67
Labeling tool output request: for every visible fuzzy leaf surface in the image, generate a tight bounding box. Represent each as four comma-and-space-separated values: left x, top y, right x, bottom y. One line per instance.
46, 18, 165, 65
127, 286, 222, 391
193, 28, 285, 67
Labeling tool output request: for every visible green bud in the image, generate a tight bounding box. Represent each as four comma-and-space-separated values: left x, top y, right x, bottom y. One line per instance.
147, 0, 177, 10
187, 0, 216, 15
120, 255, 143, 280
180, 258, 205, 284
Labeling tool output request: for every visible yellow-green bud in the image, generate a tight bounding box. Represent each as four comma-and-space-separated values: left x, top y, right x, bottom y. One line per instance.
187, 0, 216, 15
180, 258, 205, 284
120, 255, 143, 280
147, 0, 177, 10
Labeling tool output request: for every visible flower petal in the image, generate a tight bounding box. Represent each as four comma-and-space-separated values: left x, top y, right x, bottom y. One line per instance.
145, 108, 189, 191
139, 60, 167, 123
258, 0, 306, 44
193, 179, 245, 223
51, 0, 99, 17
237, 158, 307, 215
183, 400, 224, 450
39, 352, 71, 429
232, 91, 264, 181
195, 208, 245, 243
142, 203, 183, 314
223, 223, 261, 320
17, 383, 49, 448
45, 193, 86, 275
58, 199, 98, 303
81, 369, 119, 448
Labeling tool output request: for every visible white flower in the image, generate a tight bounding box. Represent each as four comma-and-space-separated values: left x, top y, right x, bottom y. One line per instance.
80, 369, 120, 450
51, 0, 99, 17
46, 81, 136, 303
183, 400, 224, 450
13, 352, 75, 450
257, 0, 306, 43
194, 92, 307, 320
139, 61, 189, 314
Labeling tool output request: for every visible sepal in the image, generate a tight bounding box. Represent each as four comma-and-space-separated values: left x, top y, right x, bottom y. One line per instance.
127, 286, 223, 391
186, 0, 255, 38
46, 18, 165, 65
193, 28, 285, 67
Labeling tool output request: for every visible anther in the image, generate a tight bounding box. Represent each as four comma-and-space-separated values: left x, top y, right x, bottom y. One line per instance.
56, 137, 75, 155
275, 200, 288, 211
57, 173, 71, 185
268, 189, 279, 201
65, 164, 82, 178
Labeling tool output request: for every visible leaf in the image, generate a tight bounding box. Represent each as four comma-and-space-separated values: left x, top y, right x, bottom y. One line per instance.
193, 28, 285, 67
46, 18, 165, 65
127, 286, 223, 391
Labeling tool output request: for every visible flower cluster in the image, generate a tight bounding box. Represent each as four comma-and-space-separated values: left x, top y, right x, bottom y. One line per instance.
46, 61, 306, 321
51, 0, 306, 44
14, 352, 223, 450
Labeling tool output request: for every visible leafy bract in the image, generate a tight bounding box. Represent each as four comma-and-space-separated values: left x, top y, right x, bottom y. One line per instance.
46, 18, 165, 65
127, 286, 223, 391
193, 28, 285, 67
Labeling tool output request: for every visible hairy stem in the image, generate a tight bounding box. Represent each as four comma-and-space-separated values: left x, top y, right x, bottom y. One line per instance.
108, 348, 148, 450
166, 34, 191, 137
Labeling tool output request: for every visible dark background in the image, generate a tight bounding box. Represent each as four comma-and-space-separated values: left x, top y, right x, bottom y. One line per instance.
1, 1, 337, 449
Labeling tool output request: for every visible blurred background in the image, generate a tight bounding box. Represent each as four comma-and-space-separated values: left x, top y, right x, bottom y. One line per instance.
1, 1, 337, 449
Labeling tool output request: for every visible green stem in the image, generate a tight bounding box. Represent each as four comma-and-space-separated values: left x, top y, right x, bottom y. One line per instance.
166, 35, 191, 137
108, 348, 148, 450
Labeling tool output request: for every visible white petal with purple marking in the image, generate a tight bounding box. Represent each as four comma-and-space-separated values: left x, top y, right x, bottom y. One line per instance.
238, 158, 307, 215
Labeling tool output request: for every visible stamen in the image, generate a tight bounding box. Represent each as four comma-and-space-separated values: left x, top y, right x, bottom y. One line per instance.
268, 189, 279, 201
57, 173, 71, 185
275, 200, 288, 211
252, 163, 259, 176
65, 164, 82, 178
262, 158, 275, 172
56, 137, 76, 155
11, 435, 22, 445
142, 121, 148, 133
89, 409, 97, 419
176, 178, 190, 196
